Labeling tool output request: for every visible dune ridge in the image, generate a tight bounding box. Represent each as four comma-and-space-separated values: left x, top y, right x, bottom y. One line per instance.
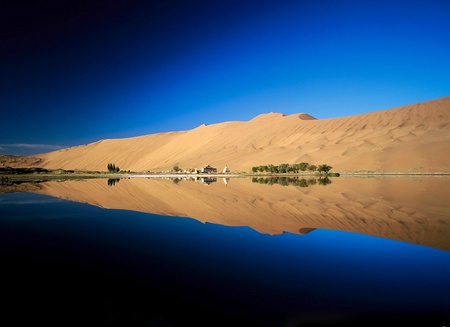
4, 96, 450, 173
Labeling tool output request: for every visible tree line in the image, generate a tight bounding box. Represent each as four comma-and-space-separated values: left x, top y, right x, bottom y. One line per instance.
251, 162, 332, 174
107, 163, 120, 172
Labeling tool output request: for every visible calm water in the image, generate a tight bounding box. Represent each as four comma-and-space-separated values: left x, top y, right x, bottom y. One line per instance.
1, 176, 449, 326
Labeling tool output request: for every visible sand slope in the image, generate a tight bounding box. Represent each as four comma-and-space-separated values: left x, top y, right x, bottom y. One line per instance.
10, 96, 450, 172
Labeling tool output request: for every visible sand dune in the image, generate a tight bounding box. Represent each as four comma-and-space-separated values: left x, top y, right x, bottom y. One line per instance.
4, 96, 450, 173
16, 176, 450, 252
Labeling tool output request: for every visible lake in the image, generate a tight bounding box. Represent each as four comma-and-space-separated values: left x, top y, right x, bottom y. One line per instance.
1, 176, 449, 326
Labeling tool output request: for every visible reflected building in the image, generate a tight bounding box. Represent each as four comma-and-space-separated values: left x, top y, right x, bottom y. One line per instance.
195, 176, 217, 184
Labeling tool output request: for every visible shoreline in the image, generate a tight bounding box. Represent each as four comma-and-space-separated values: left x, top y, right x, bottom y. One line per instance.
2, 171, 450, 184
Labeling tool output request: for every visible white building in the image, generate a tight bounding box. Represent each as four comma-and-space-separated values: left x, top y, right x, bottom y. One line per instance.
222, 165, 230, 173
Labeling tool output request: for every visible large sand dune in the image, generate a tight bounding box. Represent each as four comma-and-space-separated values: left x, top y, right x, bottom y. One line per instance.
5, 96, 450, 172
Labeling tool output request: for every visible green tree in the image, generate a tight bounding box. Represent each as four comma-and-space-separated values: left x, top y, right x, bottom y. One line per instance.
291, 163, 300, 173
268, 164, 277, 173
298, 178, 308, 187
308, 178, 317, 185
107, 163, 119, 172
278, 163, 289, 173
299, 162, 309, 171
277, 177, 288, 186
318, 177, 332, 185
307, 164, 317, 172
317, 164, 332, 174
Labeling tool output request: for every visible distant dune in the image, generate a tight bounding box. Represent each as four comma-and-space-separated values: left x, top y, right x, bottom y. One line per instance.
3, 96, 450, 173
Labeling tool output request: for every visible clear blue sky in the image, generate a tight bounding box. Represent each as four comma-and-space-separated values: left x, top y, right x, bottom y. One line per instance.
1, 0, 449, 155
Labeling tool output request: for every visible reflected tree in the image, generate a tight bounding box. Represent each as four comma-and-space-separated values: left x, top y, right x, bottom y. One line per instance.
252, 176, 332, 187
317, 177, 332, 185
107, 178, 120, 186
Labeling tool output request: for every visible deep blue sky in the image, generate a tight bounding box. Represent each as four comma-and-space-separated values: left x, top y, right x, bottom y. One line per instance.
1, 0, 449, 155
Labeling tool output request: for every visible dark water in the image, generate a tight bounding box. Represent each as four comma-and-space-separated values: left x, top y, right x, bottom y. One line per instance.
1, 179, 450, 327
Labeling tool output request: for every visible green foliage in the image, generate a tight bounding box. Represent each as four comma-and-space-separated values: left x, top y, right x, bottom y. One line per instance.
267, 164, 277, 173
317, 164, 332, 174
308, 178, 317, 185
0, 167, 52, 174
252, 176, 332, 187
107, 178, 120, 186
317, 177, 332, 185
299, 162, 309, 171
290, 163, 300, 173
307, 164, 317, 172
250, 162, 335, 175
278, 163, 289, 173
257, 165, 266, 172
107, 163, 120, 172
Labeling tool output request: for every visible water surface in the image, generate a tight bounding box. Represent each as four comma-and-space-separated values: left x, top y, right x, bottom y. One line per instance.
1, 176, 449, 326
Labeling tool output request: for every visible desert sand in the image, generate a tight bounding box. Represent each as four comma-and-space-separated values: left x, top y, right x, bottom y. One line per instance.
13, 176, 450, 252
2, 96, 450, 173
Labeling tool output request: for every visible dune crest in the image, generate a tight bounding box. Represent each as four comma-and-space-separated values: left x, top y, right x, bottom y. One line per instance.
4, 96, 450, 173
297, 113, 317, 120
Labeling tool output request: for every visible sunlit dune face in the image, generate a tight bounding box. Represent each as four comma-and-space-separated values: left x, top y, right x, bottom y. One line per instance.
3, 97, 450, 174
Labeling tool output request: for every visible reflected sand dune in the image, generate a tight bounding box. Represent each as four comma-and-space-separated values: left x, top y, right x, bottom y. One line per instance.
6, 176, 450, 252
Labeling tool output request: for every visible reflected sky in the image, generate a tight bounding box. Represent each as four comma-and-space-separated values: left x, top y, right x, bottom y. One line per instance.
4, 175, 448, 251
1, 178, 450, 326
0, 192, 64, 205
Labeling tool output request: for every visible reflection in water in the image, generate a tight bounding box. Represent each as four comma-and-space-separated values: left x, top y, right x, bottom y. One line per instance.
1, 176, 450, 326
4, 176, 450, 252
107, 178, 120, 186
0, 176, 11, 185
252, 176, 332, 186
195, 176, 217, 184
